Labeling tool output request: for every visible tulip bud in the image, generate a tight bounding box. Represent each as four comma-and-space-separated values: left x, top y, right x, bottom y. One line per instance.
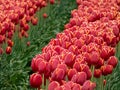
6, 46, 12, 54
94, 69, 102, 78
103, 79, 106, 86
7, 39, 14, 47
23, 24, 29, 31
27, 41, 30, 46
43, 13, 48, 18
50, 0, 55, 4
0, 47, 3, 55
31, 17, 38, 25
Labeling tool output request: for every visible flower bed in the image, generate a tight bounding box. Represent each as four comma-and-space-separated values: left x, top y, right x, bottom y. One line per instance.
0, 0, 55, 54
30, 0, 120, 90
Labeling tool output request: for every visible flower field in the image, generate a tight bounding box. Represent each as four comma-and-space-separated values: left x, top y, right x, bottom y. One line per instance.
0, 0, 120, 90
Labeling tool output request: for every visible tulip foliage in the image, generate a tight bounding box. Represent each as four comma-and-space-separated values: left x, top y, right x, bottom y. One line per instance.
0, 0, 56, 54
30, 0, 120, 90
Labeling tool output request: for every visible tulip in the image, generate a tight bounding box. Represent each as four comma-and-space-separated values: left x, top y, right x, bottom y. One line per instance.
30, 73, 42, 88
71, 72, 87, 85
68, 69, 77, 80
72, 83, 82, 90
107, 56, 118, 68
50, 0, 55, 4
101, 65, 113, 76
43, 13, 48, 18
27, 41, 30, 46
31, 16, 38, 25
82, 80, 96, 90
90, 51, 100, 65
7, 39, 14, 47
94, 69, 102, 78
51, 68, 65, 81
64, 52, 75, 67
48, 81, 60, 90
0, 47, 3, 55
38, 60, 46, 74
6, 46, 12, 54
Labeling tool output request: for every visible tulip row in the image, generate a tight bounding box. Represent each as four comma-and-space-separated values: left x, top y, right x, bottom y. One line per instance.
0, 0, 55, 54
30, 0, 120, 90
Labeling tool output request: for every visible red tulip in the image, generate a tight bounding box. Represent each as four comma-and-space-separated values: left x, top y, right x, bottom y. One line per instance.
82, 80, 96, 90
90, 51, 100, 65
44, 62, 52, 79
30, 73, 42, 88
64, 52, 75, 67
50, 0, 55, 4
6, 46, 12, 54
49, 57, 60, 71
103, 79, 106, 86
55, 86, 64, 90
73, 38, 84, 49
27, 41, 30, 46
31, 55, 44, 72
31, 17, 38, 25
73, 62, 81, 72
68, 69, 77, 80
107, 56, 118, 68
65, 81, 75, 89
43, 13, 48, 18
112, 25, 119, 37
0, 47, 3, 55
71, 72, 87, 85
72, 83, 82, 90
51, 68, 65, 81
29, 8, 35, 16
0, 35, 5, 44
48, 81, 60, 90
100, 47, 109, 60
62, 83, 72, 90
23, 24, 29, 31
7, 39, 14, 47
38, 60, 46, 74
57, 63, 68, 74
68, 45, 79, 55
95, 58, 104, 68
80, 64, 92, 80
76, 0, 82, 5
101, 65, 113, 76
94, 69, 102, 78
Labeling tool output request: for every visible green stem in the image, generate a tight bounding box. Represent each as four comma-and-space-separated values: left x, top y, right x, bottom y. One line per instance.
100, 76, 104, 90
44, 74, 46, 86
91, 65, 95, 82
